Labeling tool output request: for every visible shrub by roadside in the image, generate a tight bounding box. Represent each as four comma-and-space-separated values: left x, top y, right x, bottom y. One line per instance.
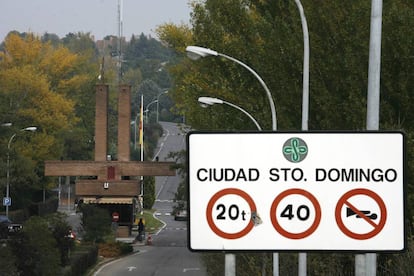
98, 241, 133, 258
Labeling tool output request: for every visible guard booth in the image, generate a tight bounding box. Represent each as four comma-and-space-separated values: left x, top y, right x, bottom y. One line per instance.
81, 196, 138, 237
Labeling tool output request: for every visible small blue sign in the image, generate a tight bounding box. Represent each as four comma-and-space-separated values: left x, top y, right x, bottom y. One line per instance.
3, 197, 11, 206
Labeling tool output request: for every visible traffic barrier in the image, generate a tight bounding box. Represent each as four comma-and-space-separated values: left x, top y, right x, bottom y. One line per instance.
146, 235, 152, 245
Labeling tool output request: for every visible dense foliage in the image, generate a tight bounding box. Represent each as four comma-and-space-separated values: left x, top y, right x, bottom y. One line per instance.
80, 204, 112, 243
156, 0, 414, 274
6, 214, 74, 275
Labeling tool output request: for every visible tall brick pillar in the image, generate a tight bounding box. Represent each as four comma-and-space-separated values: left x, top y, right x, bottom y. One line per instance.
117, 84, 131, 162
95, 84, 109, 162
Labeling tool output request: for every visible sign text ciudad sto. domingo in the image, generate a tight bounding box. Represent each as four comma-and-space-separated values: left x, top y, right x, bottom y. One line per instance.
196, 167, 398, 183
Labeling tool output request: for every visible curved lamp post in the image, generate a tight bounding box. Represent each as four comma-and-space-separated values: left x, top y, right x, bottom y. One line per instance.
293, 0, 310, 132
186, 46, 277, 131
198, 97, 262, 131
6, 126, 37, 216
156, 90, 168, 123
197, 96, 260, 275
145, 99, 158, 123
292, 1, 310, 275
187, 45, 277, 276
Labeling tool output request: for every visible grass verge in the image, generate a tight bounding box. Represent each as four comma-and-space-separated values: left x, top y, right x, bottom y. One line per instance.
136, 209, 165, 234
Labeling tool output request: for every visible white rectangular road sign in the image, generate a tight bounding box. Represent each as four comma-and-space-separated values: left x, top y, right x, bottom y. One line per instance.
187, 132, 405, 252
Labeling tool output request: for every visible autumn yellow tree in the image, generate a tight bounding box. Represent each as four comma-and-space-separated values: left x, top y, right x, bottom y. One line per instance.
0, 34, 83, 159
0, 33, 96, 209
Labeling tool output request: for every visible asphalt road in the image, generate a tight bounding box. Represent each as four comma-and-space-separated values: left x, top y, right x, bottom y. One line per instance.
94, 122, 207, 276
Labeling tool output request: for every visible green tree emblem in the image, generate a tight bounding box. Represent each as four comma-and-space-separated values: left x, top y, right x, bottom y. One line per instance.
283, 138, 308, 163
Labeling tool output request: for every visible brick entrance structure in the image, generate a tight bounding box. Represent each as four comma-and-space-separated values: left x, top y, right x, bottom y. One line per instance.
45, 84, 175, 235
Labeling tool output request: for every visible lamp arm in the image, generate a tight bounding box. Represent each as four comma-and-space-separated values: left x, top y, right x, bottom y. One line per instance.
8, 133, 17, 150
223, 101, 262, 131
218, 53, 277, 131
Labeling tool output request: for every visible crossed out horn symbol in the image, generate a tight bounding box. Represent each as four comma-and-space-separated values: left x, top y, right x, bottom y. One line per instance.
346, 207, 378, 220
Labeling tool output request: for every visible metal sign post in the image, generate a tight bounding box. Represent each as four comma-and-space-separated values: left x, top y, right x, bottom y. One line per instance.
364, 0, 383, 275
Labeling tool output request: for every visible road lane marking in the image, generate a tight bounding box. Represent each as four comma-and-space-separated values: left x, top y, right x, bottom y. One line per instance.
183, 268, 201, 272
127, 266, 136, 271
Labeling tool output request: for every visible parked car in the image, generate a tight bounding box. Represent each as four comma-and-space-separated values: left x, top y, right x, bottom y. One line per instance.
173, 200, 188, 221
0, 215, 23, 238
174, 209, 188, 221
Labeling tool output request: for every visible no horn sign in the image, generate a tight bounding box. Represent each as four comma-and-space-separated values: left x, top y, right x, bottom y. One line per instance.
187, 131, 405, 252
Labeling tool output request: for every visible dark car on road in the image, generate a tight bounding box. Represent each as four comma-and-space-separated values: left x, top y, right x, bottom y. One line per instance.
174, 209, 188, 221
0, 215, 23, 239
173, 201, 188, 221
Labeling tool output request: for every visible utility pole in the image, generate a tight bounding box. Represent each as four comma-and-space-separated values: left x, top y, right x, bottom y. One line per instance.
357, 1, 383, 275
117, 0, 123, 84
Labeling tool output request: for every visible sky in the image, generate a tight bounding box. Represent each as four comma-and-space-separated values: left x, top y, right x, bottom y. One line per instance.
0, 0, 192, 42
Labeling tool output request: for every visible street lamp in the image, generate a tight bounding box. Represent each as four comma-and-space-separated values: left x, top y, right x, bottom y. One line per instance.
187, 47, 278, 275
186, 45, 277, 131
293, 0, 310, 132
6, 126, 37, 217
292, 1, 310, 274
197, 96, 261, 275
145, 99, 158, 123
157, 90, 168, 123
198, 97, 262, 131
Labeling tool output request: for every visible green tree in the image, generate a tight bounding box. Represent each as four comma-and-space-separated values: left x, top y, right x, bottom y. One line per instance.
157, 0, 414, 273
80, 204, 112, 243
8, 152, 40, 209
143, 176, 156, 209
46, 212, 75, 266
157, 0, 411, 131
124, 33, 174, 87
10, 216, 60, 275
56, 32, 100, 160
0, 243, 19, 275
123, 67, 143, 94
167, 150, 187, 202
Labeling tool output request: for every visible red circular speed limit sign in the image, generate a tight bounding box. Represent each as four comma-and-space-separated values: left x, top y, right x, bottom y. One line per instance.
335, 188, 387, 240
270, 188, 321, 239
206, 188, 256, 239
